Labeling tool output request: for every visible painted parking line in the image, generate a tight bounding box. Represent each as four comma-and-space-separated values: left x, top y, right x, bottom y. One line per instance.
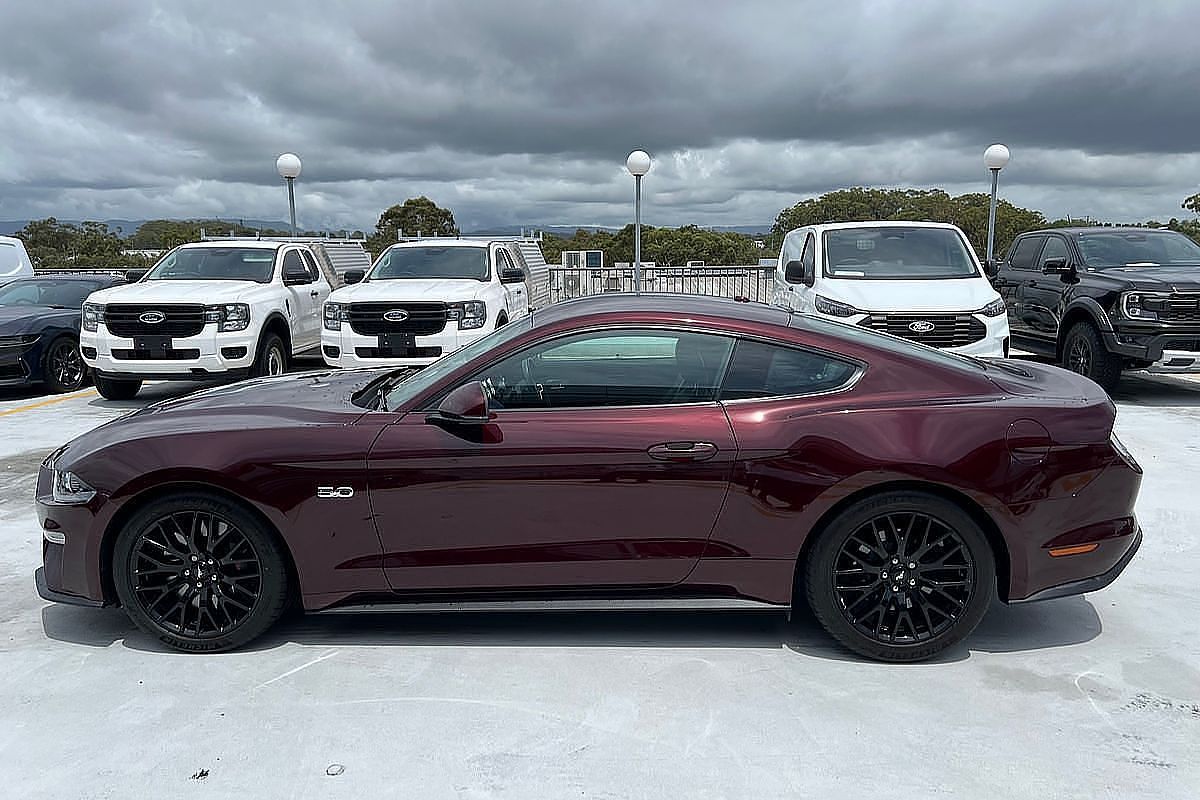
0, 388, 99, 418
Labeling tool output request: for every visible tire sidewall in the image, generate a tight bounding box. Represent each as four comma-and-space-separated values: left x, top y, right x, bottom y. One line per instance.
112, 493, 289, 652
252, 332, 287, 378
804, 492, 996, 662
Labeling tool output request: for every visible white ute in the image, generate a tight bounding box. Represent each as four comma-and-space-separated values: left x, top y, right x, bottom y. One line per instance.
80, 239, 364, 399
322, 236, 550, 368
0, 236, 36, 288
774, 221, 1010, 356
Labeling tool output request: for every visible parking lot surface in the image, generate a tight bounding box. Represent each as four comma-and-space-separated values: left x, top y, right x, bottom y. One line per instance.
2, 369, 1198, 799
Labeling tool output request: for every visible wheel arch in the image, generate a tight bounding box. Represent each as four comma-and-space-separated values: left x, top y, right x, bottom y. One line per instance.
793, 480, 1012, 603
259, 312, 292, 354
1055, 298, 1112, 360
99, 479, 301, 607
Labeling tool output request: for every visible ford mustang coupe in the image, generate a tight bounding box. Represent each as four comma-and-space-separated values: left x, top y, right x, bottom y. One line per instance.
34, 294, 1143, 661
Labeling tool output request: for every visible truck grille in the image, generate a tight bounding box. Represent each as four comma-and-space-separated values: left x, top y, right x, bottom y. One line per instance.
859, 313, 986, 348
1145, 294, 1200, 324
105, 304, 206, 338
348, 302, 448, 336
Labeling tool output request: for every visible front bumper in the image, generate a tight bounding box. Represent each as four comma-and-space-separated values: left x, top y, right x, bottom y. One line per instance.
1102, 325, 1200, 370
81, 323, 259, 378
35, 566, 106, 608
0, 335, 44, 386
322, 323, 488, 368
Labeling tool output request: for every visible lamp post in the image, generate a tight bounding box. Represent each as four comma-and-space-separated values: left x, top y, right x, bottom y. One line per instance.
625, 150, 652, 293
983, 144, 1010, 264
276, 153, 303, 237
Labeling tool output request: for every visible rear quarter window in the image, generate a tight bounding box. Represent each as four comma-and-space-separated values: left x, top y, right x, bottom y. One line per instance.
721, 339, 859, 400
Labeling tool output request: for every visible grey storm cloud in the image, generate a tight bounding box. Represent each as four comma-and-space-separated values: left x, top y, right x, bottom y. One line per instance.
0, 0, 1198, 232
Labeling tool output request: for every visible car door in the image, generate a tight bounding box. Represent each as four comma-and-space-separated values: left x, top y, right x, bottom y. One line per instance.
280, 248, 319, 350
367, 327, 738, 592
1022, 235, 1073, 338
994, 235, 1045, 340
300, 250, 330, 346
496, 248, 528, 319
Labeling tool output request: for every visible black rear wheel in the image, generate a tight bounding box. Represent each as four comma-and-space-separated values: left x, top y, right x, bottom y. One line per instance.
113, 494, 289, 652
804, 492, 995, 662
42, 335, 86, 393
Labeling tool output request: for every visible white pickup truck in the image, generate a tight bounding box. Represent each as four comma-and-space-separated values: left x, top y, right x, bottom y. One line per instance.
1, 236, 36, 288
321, 236, 550, 368
80, 239, 368, 399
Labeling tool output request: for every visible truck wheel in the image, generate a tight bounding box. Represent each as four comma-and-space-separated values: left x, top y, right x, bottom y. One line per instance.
94, 375, 143, 400
251, 333, 287, 378
42, 335, 87, 393
495, 313, 509, 329
1062, 321, 1122, 392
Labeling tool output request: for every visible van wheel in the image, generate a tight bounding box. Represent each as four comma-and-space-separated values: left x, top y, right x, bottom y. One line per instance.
94, 375, 143, 400
42, 335, 86, 393
251, 333, 287, 377
1062, 321, 1121, 392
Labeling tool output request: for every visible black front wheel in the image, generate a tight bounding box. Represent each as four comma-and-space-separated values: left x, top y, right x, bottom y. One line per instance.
804, 492, 996, 662
251, 333, 288, 378
42, 336, 86, 393
113, 494, 290, 652
94, 374, 142, 400
1061, 321, 1122, 393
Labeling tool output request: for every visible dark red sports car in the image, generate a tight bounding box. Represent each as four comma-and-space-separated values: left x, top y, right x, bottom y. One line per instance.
35, 294, 1142, 661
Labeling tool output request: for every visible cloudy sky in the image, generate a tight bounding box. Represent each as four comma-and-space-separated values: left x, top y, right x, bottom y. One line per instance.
1, 0, 1198, 233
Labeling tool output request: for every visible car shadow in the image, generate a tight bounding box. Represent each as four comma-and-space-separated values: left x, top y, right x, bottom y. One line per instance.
1110, 373, 1200, 407
39, 595, 1101, 664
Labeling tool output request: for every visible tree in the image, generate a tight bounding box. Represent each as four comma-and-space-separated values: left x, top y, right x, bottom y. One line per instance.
1183, 192, 1200, 215
127, 219, 290, 249
16, 218, 129, 268
368, 197, 459, 255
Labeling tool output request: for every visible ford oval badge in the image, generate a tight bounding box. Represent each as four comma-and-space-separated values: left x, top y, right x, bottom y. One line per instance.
383, 309, 410, 323
908, 320, 936, 334
139, 311, 166, 324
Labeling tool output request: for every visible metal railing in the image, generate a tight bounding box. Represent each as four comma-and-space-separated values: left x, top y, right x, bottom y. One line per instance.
548, 265, 774, 304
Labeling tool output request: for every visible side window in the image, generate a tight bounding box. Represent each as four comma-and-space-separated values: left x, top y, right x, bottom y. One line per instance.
300, 250, 322, 281
281, 250, 306, 281
1039, 236, 1070, 266
720, 339, 858, 400
473, 329, 735, 410
1007, 236, 1044, 270
801, 233, 815, 273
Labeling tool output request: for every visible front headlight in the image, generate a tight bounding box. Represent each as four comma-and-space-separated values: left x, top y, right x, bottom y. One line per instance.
448, 301, 487, 330
324, 302, 349, 331
979, 298, 1007, 317
82, 303, 104, 332
813, 294, 861, 318
52, 470, 96, 505
1119, 292, 1162, 321
205, 304, 251, 332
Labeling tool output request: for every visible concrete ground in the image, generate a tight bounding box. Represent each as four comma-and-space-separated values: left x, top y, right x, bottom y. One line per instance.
1, 367, 1197, 799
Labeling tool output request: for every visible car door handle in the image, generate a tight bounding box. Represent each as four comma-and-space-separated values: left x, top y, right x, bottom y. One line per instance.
310, 290, 320, 297
648, 441, 718, 462
1025, 280, 1038, 287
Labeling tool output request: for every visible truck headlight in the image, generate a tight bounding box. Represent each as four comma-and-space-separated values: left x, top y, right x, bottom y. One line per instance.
82, 303, 104, 332
1119, 292, 1161, 321
205, 304, 251, 332
448, 301, 487, 330
324, 302, 349, 331
814, 294, 861, 318
52, 470, 96, 505
978, 298, 1007, 317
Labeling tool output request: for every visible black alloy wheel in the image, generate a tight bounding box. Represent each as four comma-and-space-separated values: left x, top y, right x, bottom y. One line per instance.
44, 336, 86, 393
804, 492, 995, 662
1061, 321, 1121, 393
114, 494, 289, 651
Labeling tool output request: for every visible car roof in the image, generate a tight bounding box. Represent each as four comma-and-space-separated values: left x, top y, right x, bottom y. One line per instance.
387, 239, 491, 249
795, 221, 965, 234
177, 240, 285, 250
1026, 226, 1184, 236
532, 293, 793, 328
8, 273, 119, 282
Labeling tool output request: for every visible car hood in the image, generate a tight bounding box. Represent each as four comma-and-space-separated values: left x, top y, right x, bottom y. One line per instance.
821, 277, 1000, 313
87, 279, 271, 304
331, 278, 488, 303
0, 305, 76, 336
1097, 265, 1200, 293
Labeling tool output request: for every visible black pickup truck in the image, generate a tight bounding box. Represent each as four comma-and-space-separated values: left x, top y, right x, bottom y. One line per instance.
991, 226, 1200, 391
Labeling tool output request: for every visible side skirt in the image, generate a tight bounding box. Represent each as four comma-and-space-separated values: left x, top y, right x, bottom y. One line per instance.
314, 597, 790, 615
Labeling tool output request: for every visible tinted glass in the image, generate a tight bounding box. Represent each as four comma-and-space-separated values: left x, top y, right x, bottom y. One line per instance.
300, 250, 322, 281
1006, 236, 1044, 270
823, 227, 978, 279
1076, 231, 1200, 267
282, 250, 308, 280
145, 247, 276, 282
475, 329, 735, 409
372, 246, 489, 280
1039, 236, 1071, 264
801, 233, 815, 271
721, 339, 858, 400
0, 279, 103, 308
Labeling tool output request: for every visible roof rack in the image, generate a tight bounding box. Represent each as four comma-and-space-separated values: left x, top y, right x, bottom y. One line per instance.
199, 228, 368, 243
396, 229, 544, 243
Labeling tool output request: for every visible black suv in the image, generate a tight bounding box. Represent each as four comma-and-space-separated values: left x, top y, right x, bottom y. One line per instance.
991, 227, 1200, 391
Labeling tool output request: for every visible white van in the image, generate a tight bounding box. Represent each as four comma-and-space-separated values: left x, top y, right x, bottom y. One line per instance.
0, 236, 36, 288
773, 221, 1010, 356
322, 236, 550, 368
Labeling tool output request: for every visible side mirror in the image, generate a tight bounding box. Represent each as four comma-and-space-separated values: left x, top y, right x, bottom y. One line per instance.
343, 269, 365, 285
428, 381, 490, 425
983, 259, 999, 278
784, 259, 808, 285
500, 267, 525, 284
283, 268, 311, 286
1042, 257, 1073, 276
125, 269, 147, 282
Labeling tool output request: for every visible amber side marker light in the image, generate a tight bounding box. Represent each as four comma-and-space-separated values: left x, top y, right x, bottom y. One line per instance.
1048, 543, 1100, 558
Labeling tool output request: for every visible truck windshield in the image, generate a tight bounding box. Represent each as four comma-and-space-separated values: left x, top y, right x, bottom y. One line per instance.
823, 227, 979, 280
371, 246, 489, 281
144, 247, 277, 282
1076, 231, 1200, 267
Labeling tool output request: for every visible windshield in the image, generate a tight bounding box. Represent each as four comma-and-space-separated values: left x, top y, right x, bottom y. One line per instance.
371, 246, 489, 281
823, 226, 979, 280
1076, 231, 1200, 267
144, 247, 277, 282
0, 279, 105, 308
375, 316, 532, 410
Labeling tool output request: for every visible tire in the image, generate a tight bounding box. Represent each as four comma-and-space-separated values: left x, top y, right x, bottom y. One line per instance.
42, 335, 86, 393
112, 493, 290, 652
251, 332, 287, 378
94, 374, 142, 400
803, 491, 996, 662
1061, 321, 1122, 392
495, 313, 509, 329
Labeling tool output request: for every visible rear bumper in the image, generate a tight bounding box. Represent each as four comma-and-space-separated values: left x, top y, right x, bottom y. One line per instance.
1010, 529, 1142, 603
35, 566, 106, 608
